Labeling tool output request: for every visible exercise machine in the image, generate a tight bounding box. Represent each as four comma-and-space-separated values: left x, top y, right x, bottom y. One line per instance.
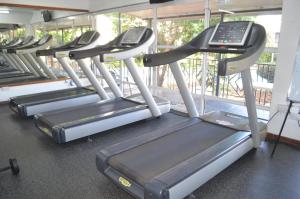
0, 34, 55, 85
9, 31, 102, 117
96, 21, 266, 199
34, 27, 170, 143
0, 38, 21, 73
0, 37, 32, 74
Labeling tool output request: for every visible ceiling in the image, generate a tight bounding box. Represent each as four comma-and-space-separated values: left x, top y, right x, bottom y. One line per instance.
127, 0, 282, 19
35, 15, 92, 31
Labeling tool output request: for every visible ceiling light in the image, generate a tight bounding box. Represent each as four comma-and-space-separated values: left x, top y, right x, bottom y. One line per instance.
0, 10, 9, 14
68, 16, 76, 20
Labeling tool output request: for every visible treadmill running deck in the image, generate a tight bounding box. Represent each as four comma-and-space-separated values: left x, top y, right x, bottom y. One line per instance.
37, 97, 164, 126
11, 87, 96, 105
108, 120, 244, 186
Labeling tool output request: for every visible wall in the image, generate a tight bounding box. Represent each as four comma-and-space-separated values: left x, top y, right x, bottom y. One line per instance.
0, 0, 89, 10
268, 0, 300, 140
89, 0, 147, 12
0, 11, 32, 24
30, 10, 79, 24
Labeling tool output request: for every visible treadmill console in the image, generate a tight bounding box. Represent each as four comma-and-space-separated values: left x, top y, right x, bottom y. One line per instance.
209, 21, 253, 46
38, 35, 50, 45
77, 31, 97, 45
121, 27, 147, 45
22, 36, 34, 45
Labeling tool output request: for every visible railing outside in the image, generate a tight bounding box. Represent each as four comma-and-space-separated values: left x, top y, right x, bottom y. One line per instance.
45, 55, 275, 108
158, 58, 275, 107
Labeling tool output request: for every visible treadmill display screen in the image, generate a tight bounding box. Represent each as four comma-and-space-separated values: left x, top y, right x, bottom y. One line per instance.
209, 21, 253, 46
121, 27, 147, 45
77, 31, 96, 45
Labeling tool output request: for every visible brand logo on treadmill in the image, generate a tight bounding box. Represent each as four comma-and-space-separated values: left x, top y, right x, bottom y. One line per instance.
118, 177, 131, 187
17, 50, 25, 54
56, 51, 68, 57
105, 56, 116, 61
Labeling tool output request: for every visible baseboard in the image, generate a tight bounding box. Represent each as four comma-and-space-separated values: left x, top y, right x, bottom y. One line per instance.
266, 132, 300, 148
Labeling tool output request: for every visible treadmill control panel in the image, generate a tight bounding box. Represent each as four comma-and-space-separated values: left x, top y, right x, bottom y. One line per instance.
38, 35, 50, 45
121, 27, 147, 45
77, 31, 97, 45
209, 21, 253, 46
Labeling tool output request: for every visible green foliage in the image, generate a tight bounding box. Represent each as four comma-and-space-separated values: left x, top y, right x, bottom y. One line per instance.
121, 13, 148, 31
15, 28, 26, 38
35, 25, 91, 47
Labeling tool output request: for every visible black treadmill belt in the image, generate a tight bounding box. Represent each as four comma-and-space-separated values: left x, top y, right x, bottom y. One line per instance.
108, 121, 237, 186
0, 68, 16, 73
13, 88, 95, 104
41, 98, 139, 125
0, 76, 45, 85
0, 72, 32, 79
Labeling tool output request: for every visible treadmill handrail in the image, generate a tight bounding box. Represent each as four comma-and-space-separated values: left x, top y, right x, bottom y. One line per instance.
2, 36, 35, 52
54, 31, 100, 58
0, 38, 20, 49
1, 39, 23, 51
36, 37, 81, 57
68, 44, 118, 60
69, 29, 154, 62
15, 35, 53, 54
143, 23, 266, 76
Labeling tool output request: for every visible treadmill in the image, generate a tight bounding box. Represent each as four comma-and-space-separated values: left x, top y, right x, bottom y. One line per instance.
34, 27, 170, 144
0, 35, 44, 82
0, 34, 56, 85
7, 34, 57, 80
96, 21, 267, 199
0, 38, 21, 73
0, 37, 28, 74
9, 31, 103, 117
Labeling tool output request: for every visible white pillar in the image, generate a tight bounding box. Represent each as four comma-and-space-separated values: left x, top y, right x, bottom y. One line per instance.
268, 0, 300, 141
151, 7, 158, 87
200, 0, 211, 115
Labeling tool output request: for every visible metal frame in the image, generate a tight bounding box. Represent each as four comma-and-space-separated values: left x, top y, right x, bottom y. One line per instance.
76, 59, 109, 99
169, 62, 199, 117
124, 58, 161, 117
42, 104, 170, 143
92, 56, 123, 98
57, 57, 83, 87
